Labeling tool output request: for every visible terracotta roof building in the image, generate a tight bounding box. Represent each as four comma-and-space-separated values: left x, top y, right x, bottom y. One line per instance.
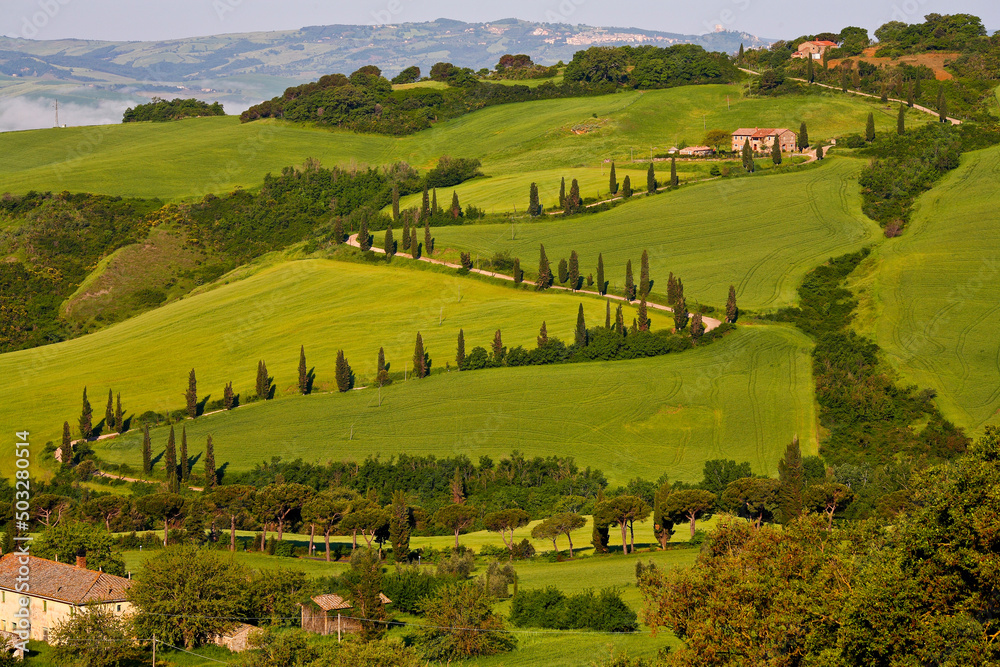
793, 40, 838, 59
731, 128, 798, 153
301, 593, 391, 639
0, 554, 133, 643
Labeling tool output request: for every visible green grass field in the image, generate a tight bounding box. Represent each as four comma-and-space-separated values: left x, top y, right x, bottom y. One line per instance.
91, 324, 816, 485
0, 85, 909, 200
2, 257, 646, 469
852, 144, 1000, 433
432, 157, 881, 311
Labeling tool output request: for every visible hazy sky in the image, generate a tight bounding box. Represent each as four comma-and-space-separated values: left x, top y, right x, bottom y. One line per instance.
3, 0, 997, 42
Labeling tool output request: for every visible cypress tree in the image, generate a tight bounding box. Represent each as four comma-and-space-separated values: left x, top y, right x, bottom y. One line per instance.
359, 217, 371, 251
402, 215, 411, 251
557, 258, 569, 284
142, 425, 152, 474
609, 162, 618, 195
256, 361, 266, 400
528, 182, 541, 216
777, 437, 805, 523
639, 250, 650, 297
772, 135, 782, 165
104, 389, 114, 434
513, 257, 522, 284
424, 220, 433, 256
333, 217, 344, 244
670, 157, 678, 187
667, 272, 677, 305
597, 254, 606, 295
879, 83, 888, 103
450, 191, 461, 219
637, 299, 649, 332
413, 333, 427, 378
807, 55, 814, 83
738, 43, 744, 62
537, 321, 548, 348
536, 244, 552, 290
938, 90, 948, 122
614, 304, 624, 335
798, 122, 809, 150
79, 388, 93, 440
298, 346, 309, 395
646, 161, 656, 195
575, 304, 587, 347
726, 285, 738, 323
622, 175, 632, 198
690, 312, 705, 339
673, 296, 688, 331
816, 146, 824, 160
180, 427, 189, 482
566, 179, 581, 214
60, 421, 72, 467
186, 368, 198, 418
204, 435, 216, 489
865, 112, 875, 142
456, 330, 466, 369
410, 228, 420, 259
914, 77, 923, 101
492, 329, 505, 363
421, 184, 430, 220
907, 80, 915, 107
335, 350, 352, 392
852, 68, 861, 89
384, 224, 395, 258
224, 381, 234, 410
392, 183, 400, 221
165, 426, 178, 492
897, 105, 906, 135
742, 138, 752, 170
605, 300, 612, 329
569, 250, 580, 291
115, 393, 124, 434
624, 260, 635, 301
431, 188, 438, 216
559, 177, 566, 209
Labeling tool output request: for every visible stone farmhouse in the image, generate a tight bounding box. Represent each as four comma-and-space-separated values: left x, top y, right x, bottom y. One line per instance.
731, 128, 798, 153
0, 553, 132, 644
792, 40, 838, 59
301, 592, 391, 640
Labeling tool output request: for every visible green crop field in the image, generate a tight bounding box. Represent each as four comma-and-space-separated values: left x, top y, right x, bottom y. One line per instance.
0, 85, 908, 200
90, 324, 817, 485
2, 257, 647, 469
852, 144, 1000, 433
432, 157, 881, 311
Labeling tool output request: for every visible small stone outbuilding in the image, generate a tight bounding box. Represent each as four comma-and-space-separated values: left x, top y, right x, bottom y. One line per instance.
300, 593, 391, 639
211, 623, 257, 653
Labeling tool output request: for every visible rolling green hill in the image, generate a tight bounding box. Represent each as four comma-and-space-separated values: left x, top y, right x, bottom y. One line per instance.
0, 85, 909, 200
92, 324, 817, 486
432, 157, 881, 311
2, 257, 646, 470
853, 144, 1000, 433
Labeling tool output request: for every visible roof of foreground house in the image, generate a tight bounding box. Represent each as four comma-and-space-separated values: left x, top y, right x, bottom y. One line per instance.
0, 554, 131, 605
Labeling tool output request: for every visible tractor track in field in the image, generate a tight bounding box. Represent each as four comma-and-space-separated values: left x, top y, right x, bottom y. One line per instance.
345, 234, 723, 332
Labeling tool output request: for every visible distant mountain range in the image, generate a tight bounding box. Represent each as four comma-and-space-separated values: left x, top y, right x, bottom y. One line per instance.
0, 19, 772, 130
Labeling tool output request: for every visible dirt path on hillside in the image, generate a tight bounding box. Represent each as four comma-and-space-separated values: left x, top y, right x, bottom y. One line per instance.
345, 234, 723, 332
738, 67, 961, 125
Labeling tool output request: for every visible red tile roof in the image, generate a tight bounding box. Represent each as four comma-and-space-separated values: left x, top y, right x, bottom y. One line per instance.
310, 593, 391, 611
0, 555, 132, 605
732, 128, 794, 139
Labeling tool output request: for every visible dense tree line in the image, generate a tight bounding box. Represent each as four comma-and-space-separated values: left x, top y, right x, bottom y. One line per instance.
122, 97, 225, 123
240, 45, 736, 136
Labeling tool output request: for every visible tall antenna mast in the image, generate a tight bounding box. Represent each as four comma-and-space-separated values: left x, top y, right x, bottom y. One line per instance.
54, 99, 59, 127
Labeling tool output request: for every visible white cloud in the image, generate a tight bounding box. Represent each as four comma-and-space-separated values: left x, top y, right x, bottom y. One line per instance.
0, 96, 135, 132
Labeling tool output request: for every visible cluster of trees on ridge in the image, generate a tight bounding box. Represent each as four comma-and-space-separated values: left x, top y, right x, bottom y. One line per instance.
239, 44, 738, 135
121, 97, 225, 123
739, 14, 999, 122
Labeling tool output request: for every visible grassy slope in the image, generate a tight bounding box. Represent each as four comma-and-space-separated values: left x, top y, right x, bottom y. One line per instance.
852, 144, 1000, 433
0, 85, 906, 200
92, 324, 816, 485
2, 257, 644, 467
433, 157, 881, 311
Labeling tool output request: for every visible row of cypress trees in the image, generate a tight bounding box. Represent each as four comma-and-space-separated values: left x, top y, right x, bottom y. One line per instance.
530, 159, 683, 217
